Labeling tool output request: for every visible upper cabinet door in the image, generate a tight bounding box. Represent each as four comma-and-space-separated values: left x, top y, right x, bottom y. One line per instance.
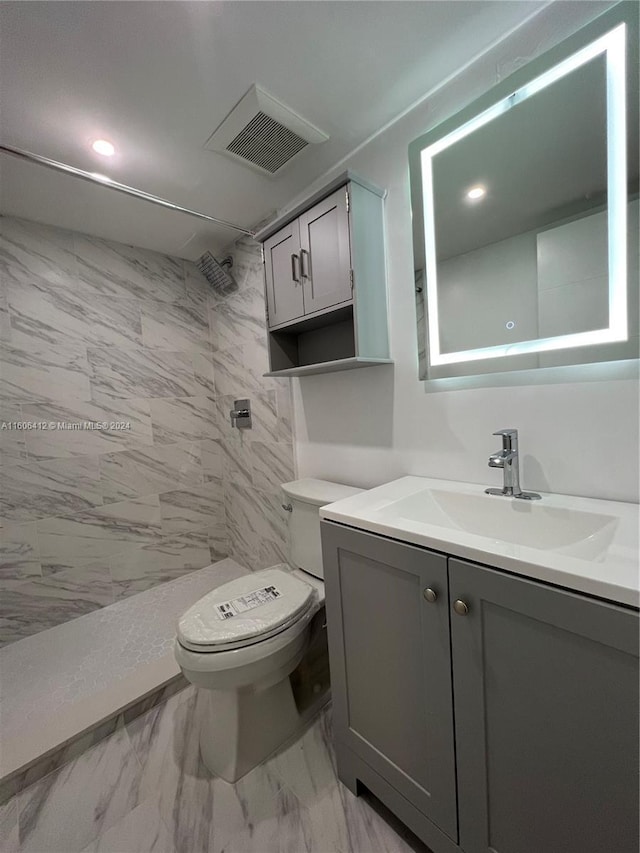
298, 187, 352, 315
449, 558, 639, 853
263, 220, 304, 328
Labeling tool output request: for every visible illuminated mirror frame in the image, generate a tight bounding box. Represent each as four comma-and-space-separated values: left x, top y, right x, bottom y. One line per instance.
410, 3, 638, 379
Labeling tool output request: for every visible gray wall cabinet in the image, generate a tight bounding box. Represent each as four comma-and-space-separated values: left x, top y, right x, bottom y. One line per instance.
321, 521, 640, 853
255, 171, 392, 377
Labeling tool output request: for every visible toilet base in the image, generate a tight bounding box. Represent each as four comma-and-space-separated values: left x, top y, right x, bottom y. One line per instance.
198, 675, 329, 783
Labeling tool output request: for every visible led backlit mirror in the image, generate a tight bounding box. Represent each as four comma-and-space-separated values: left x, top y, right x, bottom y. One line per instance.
410, 6, 639, 380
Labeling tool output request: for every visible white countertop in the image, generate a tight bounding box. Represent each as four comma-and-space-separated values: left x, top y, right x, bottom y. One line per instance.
320, 476, 639, 608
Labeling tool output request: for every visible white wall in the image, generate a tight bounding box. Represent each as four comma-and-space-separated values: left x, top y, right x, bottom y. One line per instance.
290, 1, 639, 504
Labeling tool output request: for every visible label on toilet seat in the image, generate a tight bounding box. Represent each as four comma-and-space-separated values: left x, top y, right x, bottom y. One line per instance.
215, 585, 282, 620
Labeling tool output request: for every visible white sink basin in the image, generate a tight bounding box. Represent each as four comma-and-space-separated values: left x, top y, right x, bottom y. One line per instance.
387, 488, 618, 559
320, 476, 639, 607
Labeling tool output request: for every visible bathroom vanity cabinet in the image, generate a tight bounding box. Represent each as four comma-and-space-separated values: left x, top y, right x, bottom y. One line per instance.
254, 171, 392, 376
321, 522, 640, 853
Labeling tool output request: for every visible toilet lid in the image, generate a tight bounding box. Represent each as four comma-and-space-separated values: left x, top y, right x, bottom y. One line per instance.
177, 568, 316, 651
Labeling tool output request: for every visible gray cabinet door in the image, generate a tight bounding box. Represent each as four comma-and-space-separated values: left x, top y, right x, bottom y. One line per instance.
299, 187, 352, 315
449, 558, 639, 853
263, 220, 304, 327
321, 523, 458, 841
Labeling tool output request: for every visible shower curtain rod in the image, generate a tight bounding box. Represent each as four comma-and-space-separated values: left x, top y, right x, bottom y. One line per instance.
0, 144, 256, 237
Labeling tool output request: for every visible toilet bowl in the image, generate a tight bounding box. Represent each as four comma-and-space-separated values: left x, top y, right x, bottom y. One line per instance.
174, 478, 363, 782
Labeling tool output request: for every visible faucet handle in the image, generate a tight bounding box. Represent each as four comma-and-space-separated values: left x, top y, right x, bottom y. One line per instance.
492, 429, 518, 438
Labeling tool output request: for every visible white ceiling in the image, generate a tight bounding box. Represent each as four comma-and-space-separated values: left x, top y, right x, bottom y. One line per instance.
0, 1, 546, 258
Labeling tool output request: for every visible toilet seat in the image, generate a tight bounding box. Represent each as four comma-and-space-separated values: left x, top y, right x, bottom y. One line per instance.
177, 567, 317, 653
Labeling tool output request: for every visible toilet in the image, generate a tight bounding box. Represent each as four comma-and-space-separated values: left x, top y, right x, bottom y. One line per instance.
174, 478, 363, 782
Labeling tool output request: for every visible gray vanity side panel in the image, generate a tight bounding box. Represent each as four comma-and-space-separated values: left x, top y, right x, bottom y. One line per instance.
336, 745, 460, 853
449, 558, 640, 853
321, 522, 458, 841
350, 183, 390, 359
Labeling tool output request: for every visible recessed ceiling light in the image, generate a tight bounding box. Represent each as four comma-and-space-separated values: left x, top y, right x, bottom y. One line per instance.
466, 185, 486, 200
91, 139, 115, 157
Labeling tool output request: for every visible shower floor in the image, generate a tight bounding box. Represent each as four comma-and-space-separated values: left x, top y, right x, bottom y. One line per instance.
0, 558, 249, 795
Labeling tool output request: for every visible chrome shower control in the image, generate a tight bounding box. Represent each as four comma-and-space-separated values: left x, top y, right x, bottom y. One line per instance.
229, 398, 252, 429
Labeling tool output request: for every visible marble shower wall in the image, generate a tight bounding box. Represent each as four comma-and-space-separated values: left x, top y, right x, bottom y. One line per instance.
0, 217, 294, 647
210, 235, 295, 571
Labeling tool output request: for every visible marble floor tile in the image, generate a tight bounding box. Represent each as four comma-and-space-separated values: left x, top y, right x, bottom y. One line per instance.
0, 520, 42, 579
110, 530, 212, 599
126, 688, 217, 853
22, 398, 154, 460
142, 298, 211, 353
212, 786, 323, 853
0, 340, 91, 404
88, 347, 209, 401
159, 483, 224, 535
208, 758, 286, 853
75, 235, 186, 304
0, 562, 113, 646
37, 495, 162, 573
18, 724, 143, 853
81, 799, 175, 853
99, 441, 203, 504
269, 707, 338, 810
8, 714, 122, 799
150, 396, 220, 445
0, 454, 103, 523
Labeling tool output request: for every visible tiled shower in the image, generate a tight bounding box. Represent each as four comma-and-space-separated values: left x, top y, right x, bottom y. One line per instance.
0, 216, 295, 647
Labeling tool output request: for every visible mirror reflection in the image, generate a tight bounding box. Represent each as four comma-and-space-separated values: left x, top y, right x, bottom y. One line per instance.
411, 22, 639, 379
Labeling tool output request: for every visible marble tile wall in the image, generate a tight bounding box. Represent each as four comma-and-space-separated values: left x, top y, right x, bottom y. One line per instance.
0, 217, 295, 647
210, 235, 296, 572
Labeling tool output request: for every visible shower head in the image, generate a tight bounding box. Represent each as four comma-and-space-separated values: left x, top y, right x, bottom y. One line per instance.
196, 252, 238, 296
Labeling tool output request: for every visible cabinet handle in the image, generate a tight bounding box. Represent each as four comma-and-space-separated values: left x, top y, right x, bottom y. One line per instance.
423, 588, 437, 603
453, 599, 469, 616
291, 253, 300, 283
300, 248, 311, 279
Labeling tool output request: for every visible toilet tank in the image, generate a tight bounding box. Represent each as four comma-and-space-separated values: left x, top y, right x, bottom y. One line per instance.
281, 479, 364, 580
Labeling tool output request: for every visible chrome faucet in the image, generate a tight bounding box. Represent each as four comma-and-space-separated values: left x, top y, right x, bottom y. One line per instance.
485, 429, 541, 500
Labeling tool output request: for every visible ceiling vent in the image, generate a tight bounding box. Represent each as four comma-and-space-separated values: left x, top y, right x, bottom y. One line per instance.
204, 85, 328, 176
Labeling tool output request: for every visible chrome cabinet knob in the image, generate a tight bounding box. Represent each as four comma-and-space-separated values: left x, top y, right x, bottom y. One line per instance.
453, 599, 470, 616
423, 588, 437, 603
